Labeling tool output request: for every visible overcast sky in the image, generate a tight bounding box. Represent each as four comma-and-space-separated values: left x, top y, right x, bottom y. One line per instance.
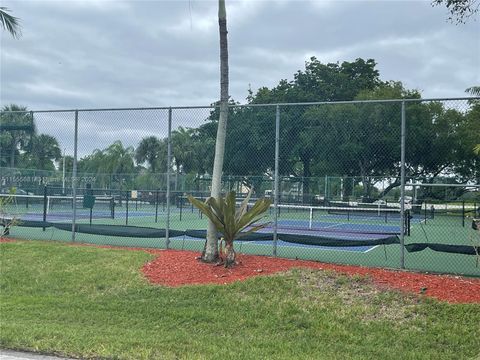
0, 0, 479, 155
1, 0, 479, 110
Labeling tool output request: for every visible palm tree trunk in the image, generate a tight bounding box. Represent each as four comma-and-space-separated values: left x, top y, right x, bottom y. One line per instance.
203, 0, 229, 263
224, 240, 236, 268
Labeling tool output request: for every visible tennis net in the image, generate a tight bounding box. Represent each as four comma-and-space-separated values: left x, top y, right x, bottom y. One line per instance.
238, 203, 411, 234
0, 193, 116, 218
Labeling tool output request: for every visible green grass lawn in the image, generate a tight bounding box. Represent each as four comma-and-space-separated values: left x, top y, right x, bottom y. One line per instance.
1, 241, 479, 360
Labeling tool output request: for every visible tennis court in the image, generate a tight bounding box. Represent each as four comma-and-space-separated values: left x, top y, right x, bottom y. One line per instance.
2, 189, 479, 276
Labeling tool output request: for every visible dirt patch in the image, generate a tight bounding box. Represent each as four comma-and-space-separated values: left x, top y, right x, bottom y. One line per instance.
295, 269, 423, 324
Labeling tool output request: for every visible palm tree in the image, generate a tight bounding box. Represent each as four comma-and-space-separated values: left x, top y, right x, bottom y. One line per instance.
26, 134, 62, 170
191, 128, 215, 175
0, 104, 35, 168
78, 150, 109, 187
172, 127, 194, 174
203, 0, 229, 263
104, 141, 135, 176
0, 7, 21, 38
135, 136, 165, 173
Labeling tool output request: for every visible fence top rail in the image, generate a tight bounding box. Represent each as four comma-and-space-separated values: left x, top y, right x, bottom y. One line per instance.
408, 183, 480, 188
1, 97, 478, 114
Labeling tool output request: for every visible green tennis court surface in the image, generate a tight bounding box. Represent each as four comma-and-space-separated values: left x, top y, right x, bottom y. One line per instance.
5, 205, 479, 277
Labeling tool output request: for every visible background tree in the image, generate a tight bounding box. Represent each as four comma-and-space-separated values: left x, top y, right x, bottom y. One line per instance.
0, 105, 36, 168
189, 126, 215, 175
59, 155, 74, 174
454, 101, 480, 183
172, 127, 195, 174
103, 141, 135, 182
432, 0, 479, 23
24, 134, 61, 170
77, 141, 135, 189
466, 86, 480, 96
0, 6, 21, 38
239, 57, 383, 200
196, 70, 478, 201
135, 136, 166, 173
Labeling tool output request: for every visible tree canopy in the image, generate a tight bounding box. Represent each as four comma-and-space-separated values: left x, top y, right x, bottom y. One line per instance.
432, 0, 479, 23
1, 57, 478, 201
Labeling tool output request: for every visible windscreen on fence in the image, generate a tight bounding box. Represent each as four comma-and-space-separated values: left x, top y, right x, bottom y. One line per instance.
1, 217, 399, 247
5, 217, 478, 256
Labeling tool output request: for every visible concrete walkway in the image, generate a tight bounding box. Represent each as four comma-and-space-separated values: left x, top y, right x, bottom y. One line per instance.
0, 350, 76, 360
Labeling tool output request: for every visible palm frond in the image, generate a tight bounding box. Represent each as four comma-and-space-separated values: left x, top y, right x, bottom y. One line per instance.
466, 86, 480, 97
188, 195, 225, 232
234, 198, 271, 232
236, 223, 271, 240
188, 191, 271, 243
236, 188, 253, 222
0, 7, 21, 39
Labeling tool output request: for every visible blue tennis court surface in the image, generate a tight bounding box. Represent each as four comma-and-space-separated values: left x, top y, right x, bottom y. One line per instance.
272, 219, 401, 234
7, 205, 411, 253
169, 223, 398, 253
174, 235, 380, 253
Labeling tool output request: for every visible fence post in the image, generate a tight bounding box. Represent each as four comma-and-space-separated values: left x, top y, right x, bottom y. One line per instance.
166, 108, 172, 249
125, 190, 129, 226
62, 148, 66, 195
273, 105, 280, 256
42, 185, 48, 231
71, 110, 79, 242
400, 101, 406, 269
155, 189, 159, 223
324, 175, 328, 201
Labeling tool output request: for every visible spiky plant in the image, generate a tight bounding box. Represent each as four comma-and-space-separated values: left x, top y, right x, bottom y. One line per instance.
188, 190, 271, 267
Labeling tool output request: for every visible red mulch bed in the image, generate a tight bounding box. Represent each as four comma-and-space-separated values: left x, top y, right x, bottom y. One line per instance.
2, 238, 479, 304
142, 249, 480, 304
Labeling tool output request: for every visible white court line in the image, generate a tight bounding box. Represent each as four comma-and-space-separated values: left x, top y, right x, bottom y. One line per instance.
322, 223, 344, 229
364, 245, 380, 253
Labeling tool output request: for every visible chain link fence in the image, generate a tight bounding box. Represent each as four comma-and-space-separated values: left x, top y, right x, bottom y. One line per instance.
1, 98, 479, 276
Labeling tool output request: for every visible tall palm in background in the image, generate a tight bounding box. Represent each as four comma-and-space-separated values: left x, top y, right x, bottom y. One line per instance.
104, 141, 135, 201
172, 127, 194, 174
0, 104, 36, 168
466, 86, 480, 97
104, 141, 135, 176
203, 0, 229, 263
0, 6, 21, 38
26, 134, 62, 170
135, 136, 165, 173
